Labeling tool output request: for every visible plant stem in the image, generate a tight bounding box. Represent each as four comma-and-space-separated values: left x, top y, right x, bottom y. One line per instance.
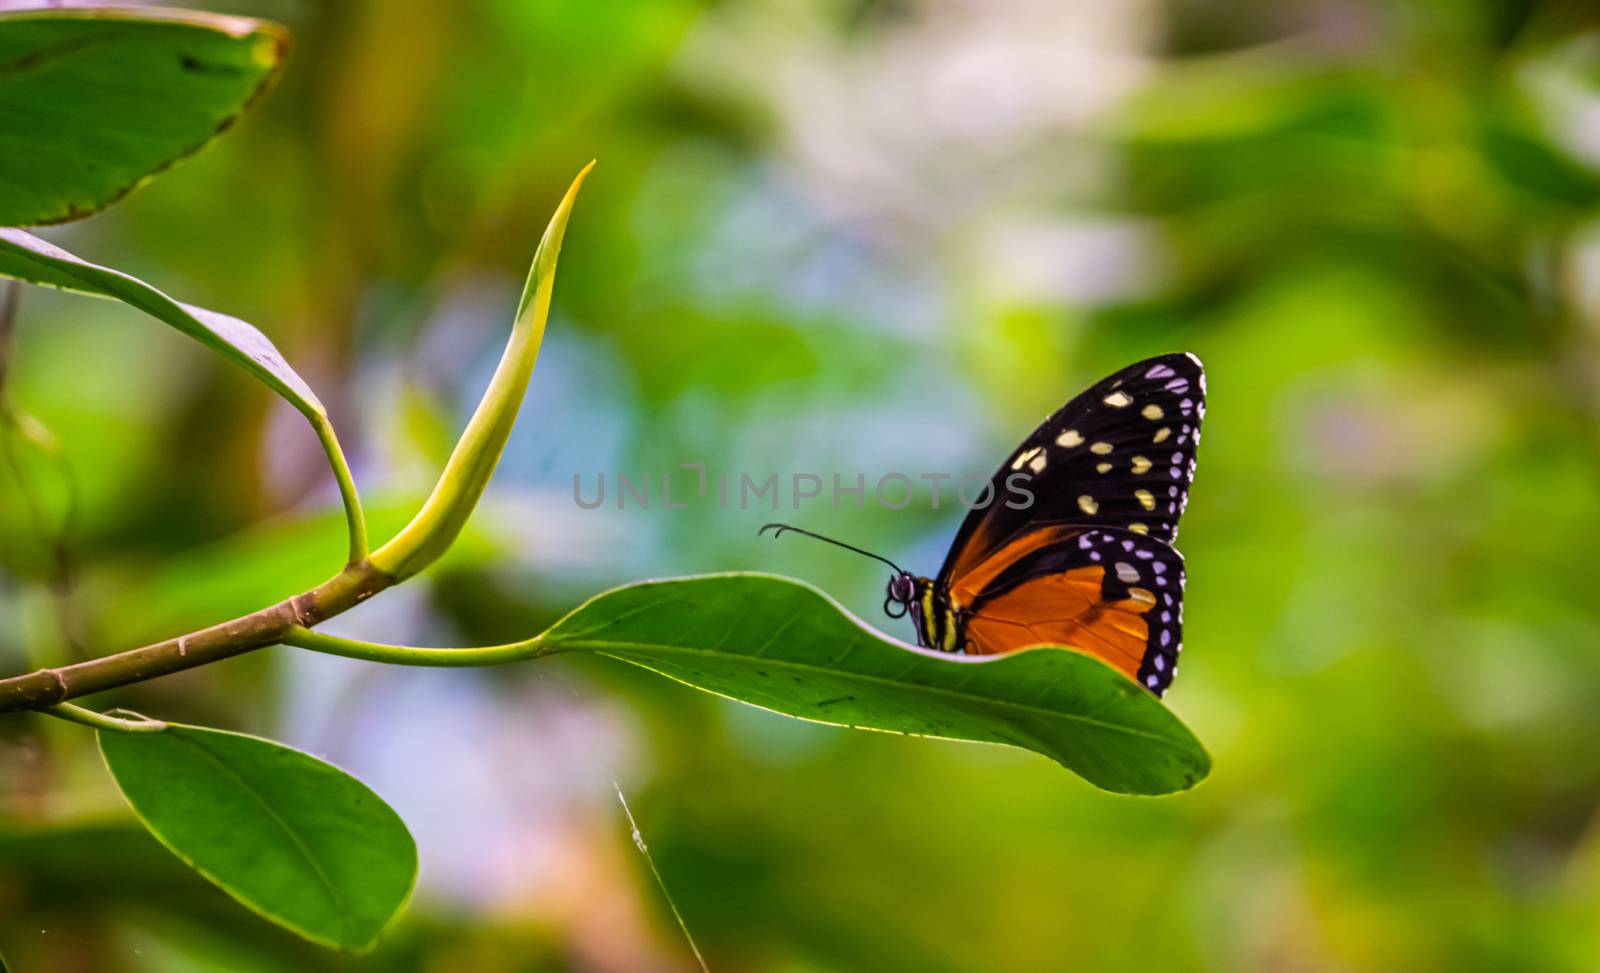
280, 626, 551, 666
310, 413, 368, 563
0, 559, 393, 714
0, 170, 595, 716
44, 702, 166, 733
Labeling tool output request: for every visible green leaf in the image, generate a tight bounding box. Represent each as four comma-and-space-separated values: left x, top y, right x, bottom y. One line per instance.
541, 573, 1211, 796
98, 723, 417, 951
0, 227, 323, 419
0, 7, 288, 226
0, 228, 369, 559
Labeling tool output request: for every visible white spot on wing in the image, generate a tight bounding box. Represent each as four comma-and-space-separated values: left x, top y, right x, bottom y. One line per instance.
1011, 446, 1043, 471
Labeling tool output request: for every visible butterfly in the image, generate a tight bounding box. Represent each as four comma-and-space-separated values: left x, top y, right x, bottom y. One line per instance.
764, 352, 1204, 696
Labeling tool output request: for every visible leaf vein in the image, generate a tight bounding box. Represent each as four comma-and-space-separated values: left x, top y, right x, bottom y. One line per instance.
171, 734, 347, 928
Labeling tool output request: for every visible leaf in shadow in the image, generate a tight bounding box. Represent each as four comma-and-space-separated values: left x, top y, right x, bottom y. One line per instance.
0, 7, 288, 225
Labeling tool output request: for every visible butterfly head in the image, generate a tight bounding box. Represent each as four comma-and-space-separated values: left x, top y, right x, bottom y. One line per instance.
883, 572, 921, 619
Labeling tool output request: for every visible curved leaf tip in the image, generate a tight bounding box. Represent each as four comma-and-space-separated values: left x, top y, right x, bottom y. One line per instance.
372, 163, 594, 580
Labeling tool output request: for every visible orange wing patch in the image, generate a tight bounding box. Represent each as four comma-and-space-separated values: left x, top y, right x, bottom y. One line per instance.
948, 524, 1077, 606
963, 566, 1156, 681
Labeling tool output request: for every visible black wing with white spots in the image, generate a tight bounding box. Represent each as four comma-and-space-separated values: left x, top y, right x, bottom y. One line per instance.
937, 352, 1205, 585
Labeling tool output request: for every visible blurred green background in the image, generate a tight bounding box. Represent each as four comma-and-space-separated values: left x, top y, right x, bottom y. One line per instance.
5, 0, 1600, 970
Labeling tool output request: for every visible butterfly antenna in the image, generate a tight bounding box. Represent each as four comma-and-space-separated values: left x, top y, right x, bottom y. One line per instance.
759, 523, 906, 575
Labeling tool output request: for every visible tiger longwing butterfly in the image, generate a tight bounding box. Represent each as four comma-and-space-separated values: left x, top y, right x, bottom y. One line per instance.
764, 352, 1204, 697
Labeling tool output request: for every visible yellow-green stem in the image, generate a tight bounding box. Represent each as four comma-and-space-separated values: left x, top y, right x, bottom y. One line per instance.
281, 626, 552, 666
45, 702, 167, 733
310, 413, 368, 562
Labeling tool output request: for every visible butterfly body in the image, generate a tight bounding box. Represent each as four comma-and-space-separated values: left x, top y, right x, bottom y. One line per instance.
889, 573, 961, 654
883, 353, 1205, 697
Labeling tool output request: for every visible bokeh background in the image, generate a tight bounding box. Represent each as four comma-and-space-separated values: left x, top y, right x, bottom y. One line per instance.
4, 0, 1600, 970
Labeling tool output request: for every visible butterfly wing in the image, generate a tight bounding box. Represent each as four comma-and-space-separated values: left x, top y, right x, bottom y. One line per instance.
955, 526, 1186, 696
938, 352, 1205, 585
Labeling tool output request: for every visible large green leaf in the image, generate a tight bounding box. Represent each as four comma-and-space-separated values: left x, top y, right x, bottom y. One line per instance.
0, 228, 323, 419
0, 7, 288, 226
98, 723, 416, 951
541, 574, 1210, 796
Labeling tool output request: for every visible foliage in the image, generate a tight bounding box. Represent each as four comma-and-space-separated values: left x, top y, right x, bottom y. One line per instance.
99, 721, 416, 951
539, 574, 1208, 795
0, 7, 286, 226
0, 228, 321, 418
0, 3, 1212, 962
3, 1, 1600, 972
